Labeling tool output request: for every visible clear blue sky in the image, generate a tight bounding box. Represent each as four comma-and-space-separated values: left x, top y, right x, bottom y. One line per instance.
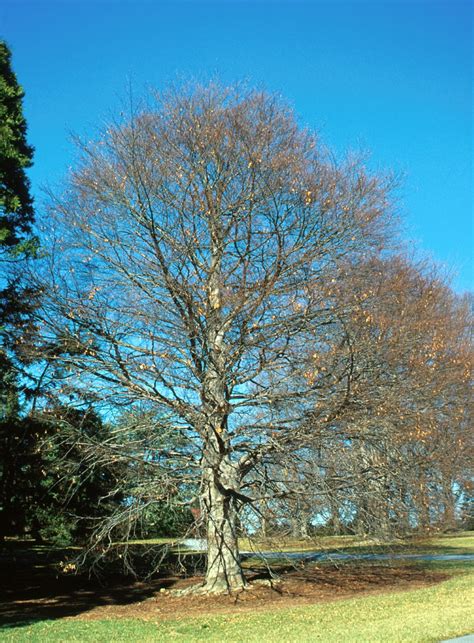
1, 0, 472, 292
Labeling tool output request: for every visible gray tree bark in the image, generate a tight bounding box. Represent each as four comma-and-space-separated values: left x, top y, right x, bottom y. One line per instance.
201, 457, 245, 592
198, 227, 246, 592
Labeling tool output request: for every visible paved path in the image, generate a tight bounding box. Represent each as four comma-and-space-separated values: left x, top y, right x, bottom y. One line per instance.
241, 550, 474, 562
442, 636, 474, 642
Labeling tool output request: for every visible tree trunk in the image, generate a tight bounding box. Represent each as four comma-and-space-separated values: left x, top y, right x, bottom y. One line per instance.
417, 473, 431, 532
199, 225, 246, 593
201, 459, 246, 593
260, 514, 268, 539
396, 481, 409, 534
291, 503, 310, 539
441, 480, 456, 530
330, 506, 341, 536
259, 499, 269, 539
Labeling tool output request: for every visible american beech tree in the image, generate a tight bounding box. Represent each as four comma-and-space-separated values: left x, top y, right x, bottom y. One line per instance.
36, 84, 395, 592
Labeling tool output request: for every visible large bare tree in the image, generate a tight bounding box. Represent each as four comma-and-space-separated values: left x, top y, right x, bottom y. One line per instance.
35, 83, 394, 592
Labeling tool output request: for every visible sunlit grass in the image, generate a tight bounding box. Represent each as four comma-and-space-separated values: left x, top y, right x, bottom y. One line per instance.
114, 531, 474, 558
239, 530, 474, 556
428, 531, 474, 550
118, 538, 177, 546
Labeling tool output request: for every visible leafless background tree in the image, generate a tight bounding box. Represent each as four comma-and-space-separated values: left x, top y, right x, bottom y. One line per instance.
294, 256, 473, 538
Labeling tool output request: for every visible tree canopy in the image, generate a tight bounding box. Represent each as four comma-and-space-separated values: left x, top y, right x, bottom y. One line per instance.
30, 83, 473, 593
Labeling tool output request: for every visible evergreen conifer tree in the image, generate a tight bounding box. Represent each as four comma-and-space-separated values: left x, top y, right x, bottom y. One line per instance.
0, 41, 37, 538
0, 40, 35, 254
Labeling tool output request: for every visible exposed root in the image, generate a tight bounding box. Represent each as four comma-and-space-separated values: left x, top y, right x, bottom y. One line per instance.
162, 582, 242, 597
161, 578, 282, 597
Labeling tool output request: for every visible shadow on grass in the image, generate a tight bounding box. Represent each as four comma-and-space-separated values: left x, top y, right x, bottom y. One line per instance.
0, 540, 186, 629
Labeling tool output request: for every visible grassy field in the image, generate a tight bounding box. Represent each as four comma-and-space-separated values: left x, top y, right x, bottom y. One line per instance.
240, 530, 474, 555
1, 533, 473, 642
126, 530, 474, 555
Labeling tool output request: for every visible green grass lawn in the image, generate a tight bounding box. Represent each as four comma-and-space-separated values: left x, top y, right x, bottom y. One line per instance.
126, 529, 474, 556
240, 530, 474, 556
428, 531, 474, 551
1, 561, 472, 642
